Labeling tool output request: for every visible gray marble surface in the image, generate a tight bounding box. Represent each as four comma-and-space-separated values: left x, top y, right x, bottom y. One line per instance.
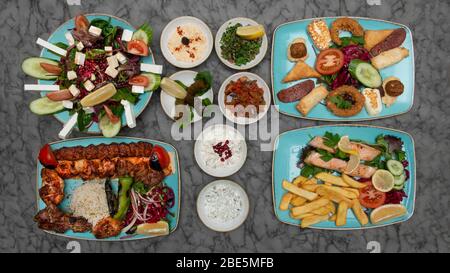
0, 0, 449, 253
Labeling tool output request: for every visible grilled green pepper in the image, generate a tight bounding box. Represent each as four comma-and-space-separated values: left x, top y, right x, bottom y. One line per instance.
113, 177, 133, 220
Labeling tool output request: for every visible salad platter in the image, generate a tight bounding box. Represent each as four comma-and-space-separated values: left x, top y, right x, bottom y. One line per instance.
272, 125, 416, 229
272, 17, 414, 121
23, 14, 163, 138
34, 136, 180, 240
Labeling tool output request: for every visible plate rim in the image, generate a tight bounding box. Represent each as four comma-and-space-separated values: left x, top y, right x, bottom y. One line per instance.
271, 124, 416, 230
35, 136, 181, 241
159, 16, 214, 69
270, 16, 415, 122
214, 17, 268, 70
38, 13, 156, 134
196, 179, 250, 232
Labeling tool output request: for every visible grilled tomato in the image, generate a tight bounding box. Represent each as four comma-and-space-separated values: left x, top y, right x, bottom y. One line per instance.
150, 145, 170, 171
38, 144, 58, 168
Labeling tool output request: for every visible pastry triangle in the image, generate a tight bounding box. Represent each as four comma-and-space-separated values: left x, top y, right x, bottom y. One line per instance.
364, 29, 394, 51
283, 61, 321, 83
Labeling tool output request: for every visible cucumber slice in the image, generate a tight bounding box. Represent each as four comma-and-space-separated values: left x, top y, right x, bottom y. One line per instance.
22, 57, 59, 80
349, 59, 382, 88
132, 29, 149, 44
142, 73, 161, 91
393, 173, 406, 186
393, 183, 405, 190
29, 97, 64, 115
99, 115, 121, 137
387, 159, 404, 176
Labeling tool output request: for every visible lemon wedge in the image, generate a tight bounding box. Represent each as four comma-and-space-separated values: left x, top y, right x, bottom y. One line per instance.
372, 169, 395, 192
370, 204, 407, 224
236, 25, 265, 40
80, 83, 117, 107
337, 136, 358, 155
344, 153, 360, 174
136, 221, 169, 236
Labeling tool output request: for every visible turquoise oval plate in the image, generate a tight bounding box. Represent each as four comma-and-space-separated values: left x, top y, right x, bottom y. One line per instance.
36, 137, 180, 240
272, 125, 416, 229
38, 14, 155, 133
271, 17, 414, 121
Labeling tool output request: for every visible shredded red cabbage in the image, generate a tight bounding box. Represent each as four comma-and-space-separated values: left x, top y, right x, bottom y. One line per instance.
331, 45, 371, 90
384, 190, 407, 204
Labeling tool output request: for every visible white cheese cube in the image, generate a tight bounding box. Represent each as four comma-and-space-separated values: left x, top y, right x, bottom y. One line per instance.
115, 52, 127, 64
131, 85, 144, 94
140, 63, 163, 74
106, 55, 119, 68
74, 52, 85, 65
104, 46, 113, 56
105, 66, 119, 78
68, 84, 80, 97
90, 74, 96, 81
62, 100, 73, 109
88, 26, 102, 37
67, 70, 77, 80
84, 80, 95, 91
36, 38, 67, 56
121, 29, 133, 42
83, 106, 95, 114
24, 84, 60, 91
76, 41, 84, 51
120, 100, 136, 128
65, 32, 75, 46
58, 112, 78, 139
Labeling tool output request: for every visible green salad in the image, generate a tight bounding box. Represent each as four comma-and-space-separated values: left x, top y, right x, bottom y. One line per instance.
220, 23, 262, 66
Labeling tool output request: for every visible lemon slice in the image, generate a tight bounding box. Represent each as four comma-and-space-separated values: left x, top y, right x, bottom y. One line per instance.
372, 169, 395, 192
337, 136, 358, 155
160, 77, 187, 99
344, 153, 360, 174
370, 204, 407, 224
136, 221, 169, 236
80, 83, 117, 107
236, 25, 265, 40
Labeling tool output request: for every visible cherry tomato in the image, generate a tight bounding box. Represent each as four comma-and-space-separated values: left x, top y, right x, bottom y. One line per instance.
40, 63, 62, 75
128, 75, 149, 87
74, 15, 90, 31
315, 48, 345, 75
103, 105, 120, 124
150, 145, 170, 171
38, 144, 58, 168
46, 89, 74, 101
359, 181, 386, 209
127, 40, 149, 56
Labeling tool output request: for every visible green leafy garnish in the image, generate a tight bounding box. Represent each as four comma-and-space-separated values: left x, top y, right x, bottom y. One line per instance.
132, 182, 149, 195
301, 164, 326, 178
111, 88, 139, 104
330, 95, 353, 109
90, 18, 117, 45
317, 149, 334, 162
323, 131, 340, 148
220, 23, 262, 66
77, 109, 93, 132
191, 71, 213, 96
86, 49, 106, 59
202, 98, 212, 106
136, 23, 153, 43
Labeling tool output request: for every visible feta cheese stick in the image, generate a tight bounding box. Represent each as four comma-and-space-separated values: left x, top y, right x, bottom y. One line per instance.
24, 84, 60, 91
140, 63, 163, 74
58, 112, 78, 139
121, 100, 136, 128
36, 38, 67, 56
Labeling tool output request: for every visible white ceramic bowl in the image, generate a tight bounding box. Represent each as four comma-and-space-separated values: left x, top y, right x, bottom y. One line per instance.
160, 16, 213, 68
215, 17, 268, 70
218, 72, 271, 125
194, 124, 247, 177
160, 70, 213, 123
197, 179, 249, 232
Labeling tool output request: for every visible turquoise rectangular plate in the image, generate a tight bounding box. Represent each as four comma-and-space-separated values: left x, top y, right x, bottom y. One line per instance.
36, 137, 180, 240
272, 125, 416, 229
271, 17, 415, 121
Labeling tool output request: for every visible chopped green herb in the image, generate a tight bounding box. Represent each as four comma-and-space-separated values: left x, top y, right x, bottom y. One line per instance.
220, 23, 262, 66
317, 149, 334, 162
330, 95, 353, 109
323, 131, 341, 148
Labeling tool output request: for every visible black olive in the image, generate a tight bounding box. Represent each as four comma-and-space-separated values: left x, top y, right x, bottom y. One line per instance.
150, 153, 162, 171
181, 37, 190, 45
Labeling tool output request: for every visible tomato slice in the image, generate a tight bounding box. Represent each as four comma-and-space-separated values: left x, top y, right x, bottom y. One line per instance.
40, 63, 62, 75
315, 48, 345, 75
46, 89, 74, 101
129, 75, 149, 87
38, 144, 58, 168
74, 15, 90, 31
359, 181, 386, 209
127, 40, 149, 56
150, 145, 170, 171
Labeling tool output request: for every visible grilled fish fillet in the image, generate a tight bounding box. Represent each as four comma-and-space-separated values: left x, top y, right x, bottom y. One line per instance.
308, 136, 381, 161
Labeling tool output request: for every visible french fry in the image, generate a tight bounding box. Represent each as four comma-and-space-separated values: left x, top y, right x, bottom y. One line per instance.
290, 212, 315, 220
343, 187, 360, 197
352, 199, 369, 225
325, 182, 333, 186
282, 180, 318, 201
300, 214, 330, 228
342, 174, 367, 189
325, 202, 336, 214
310, 204, 332, 216
322, 185, 358, 199
280, 193, 294, 211
301, 184, 320, 192
292, 175, 308, 186
315, 172, 348, 187
336, 201, 349, 226
302, 177, 317, 185
330, 214, 337, 221
316, 186, 353, 205
290, 196, 307, 206
291, 197, 329, 216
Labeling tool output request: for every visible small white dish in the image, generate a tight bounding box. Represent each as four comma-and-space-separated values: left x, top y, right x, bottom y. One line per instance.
194, 124, 247, 177
215, 17, 268, 70
160, 16, 213, 68
218, 72, 271, 125
160, 70, 214, 123
197, 179, 249, 232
